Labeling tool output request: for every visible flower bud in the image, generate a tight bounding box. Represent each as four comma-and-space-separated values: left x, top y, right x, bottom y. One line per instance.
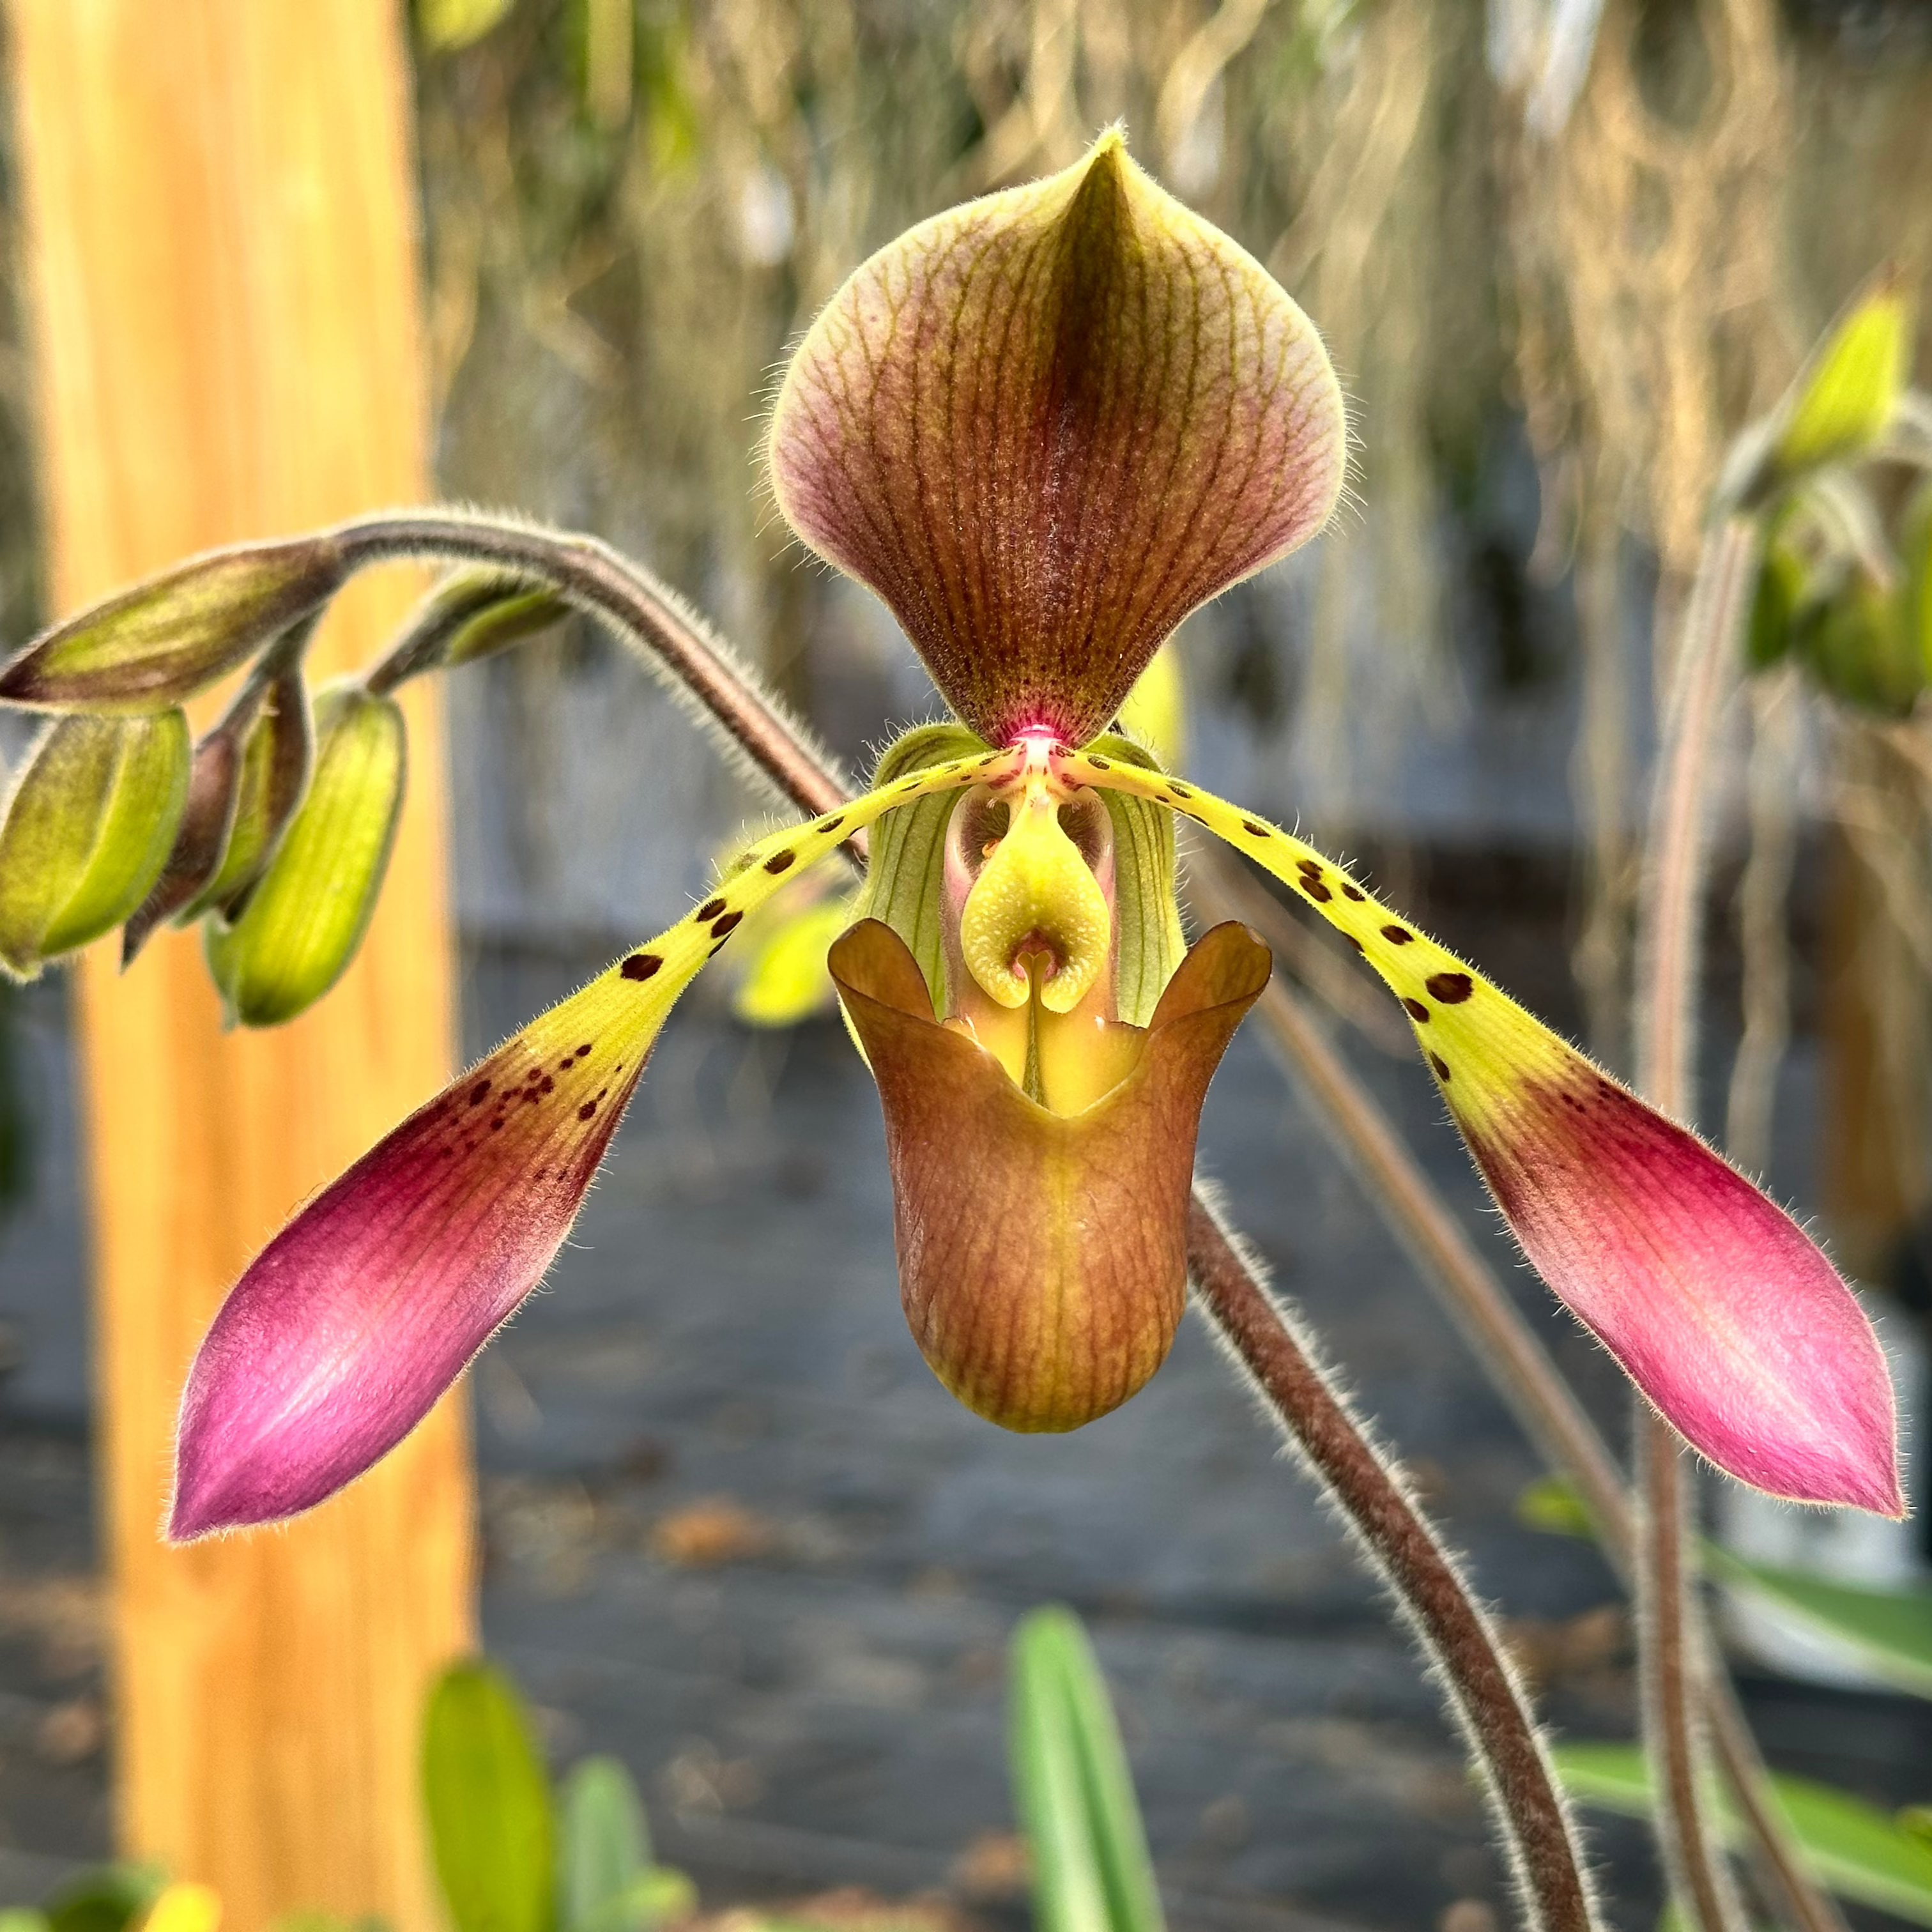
1798, 565, 1922, 717
1752, 273, 1913, 501
0, 535, 345, 712
0, 711, 190, 977
205, 681, 404, 1027
364, 569, 567, 696
182, 663, 312, 922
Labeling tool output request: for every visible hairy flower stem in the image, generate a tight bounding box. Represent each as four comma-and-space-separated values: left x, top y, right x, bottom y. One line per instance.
1632, 514, 1765, 1932
334, 509, 848, 828
1187, 1197, 1598, 1932
1190, 852, 1847, 1932
338, 508, 1602, 1932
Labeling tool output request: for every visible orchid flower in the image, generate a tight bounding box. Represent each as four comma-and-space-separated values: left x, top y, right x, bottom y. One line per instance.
0, 135, 1894, 1537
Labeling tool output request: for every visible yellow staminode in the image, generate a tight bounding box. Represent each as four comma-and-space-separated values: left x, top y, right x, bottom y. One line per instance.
961, 773, 1112, 1015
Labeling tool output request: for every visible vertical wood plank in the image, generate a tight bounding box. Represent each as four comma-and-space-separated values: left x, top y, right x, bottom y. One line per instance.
8, 6, 477, 1927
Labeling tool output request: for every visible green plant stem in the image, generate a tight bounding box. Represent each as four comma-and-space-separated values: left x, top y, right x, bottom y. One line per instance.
1187, 1197, 1598, 1932
332, 509, 1606, 1932
1632, 512, 1761, 1932
1188, 849, 1848, 1932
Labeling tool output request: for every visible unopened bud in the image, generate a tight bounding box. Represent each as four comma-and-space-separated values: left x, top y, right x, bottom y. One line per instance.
1800, 566, 1922, 718
0, 535, 344, 712
0, 711, 190, 977
1759, 273, 1913, 497
365, 569, 567, 695
206, 682, 404, 1027
1746, 536, 1809, 673
183, 664, 312, 923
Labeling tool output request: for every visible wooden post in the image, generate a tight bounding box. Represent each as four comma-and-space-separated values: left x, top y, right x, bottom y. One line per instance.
9, 7, 477, 1928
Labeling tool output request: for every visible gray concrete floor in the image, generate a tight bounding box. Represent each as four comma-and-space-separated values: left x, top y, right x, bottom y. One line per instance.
0, 939, 1926, 1930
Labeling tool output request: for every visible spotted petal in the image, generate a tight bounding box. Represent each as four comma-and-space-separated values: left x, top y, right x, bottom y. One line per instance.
1062, 749, 1903, 1515
769, 132, 1344, 750
831, 916, 1269, 1432
171, 747, 1021, 1537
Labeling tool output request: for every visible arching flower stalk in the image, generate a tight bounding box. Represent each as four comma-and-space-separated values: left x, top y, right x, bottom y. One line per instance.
0, 134, 1900, 1544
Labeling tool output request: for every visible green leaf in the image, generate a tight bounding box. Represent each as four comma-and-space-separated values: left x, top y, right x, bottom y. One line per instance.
1010, 1607, 1165, 1932
42, 1862, 168, 1932
0, 712, 190, 977
559, 1756, 660, 1932
1798, 565, 1922, 717
1747, 539, 1809, 673
423, 1661, 557, 1932
0, 1912, 50, 1932
1774, 273, 1914, 481
0, 537, 344, 712
210, 680, 404, 1027
1705, 1547, 1932, 1700
1556, 1742, 1932, 1928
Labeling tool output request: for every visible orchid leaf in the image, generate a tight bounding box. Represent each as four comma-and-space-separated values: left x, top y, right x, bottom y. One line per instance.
1556, 1742, 1932, 1928
1010, 1607, 1164, 1932
424, 1662, 556, 1932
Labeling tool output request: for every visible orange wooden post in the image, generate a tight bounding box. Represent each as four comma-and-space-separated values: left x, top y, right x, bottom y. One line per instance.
9, 7, 477, 1927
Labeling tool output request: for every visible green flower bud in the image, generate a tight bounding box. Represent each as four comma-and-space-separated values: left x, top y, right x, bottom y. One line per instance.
1799, 565, 1922, 718
0, 711, 190, 977
181, 663, 312, 923
1767, 272, 1913, 490
365, 569, 566, 694
205, 681, 404, 1027
0, 535, 345, 712
1746, 537, 1809, 673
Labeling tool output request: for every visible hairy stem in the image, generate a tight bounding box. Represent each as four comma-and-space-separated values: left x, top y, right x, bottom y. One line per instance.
1632, 514, 1759, 1932
1187, 1198, 1598, 1932
1188, 849, 1844, 1932
334, 508, 848, 827
344, 509, 1605, 1930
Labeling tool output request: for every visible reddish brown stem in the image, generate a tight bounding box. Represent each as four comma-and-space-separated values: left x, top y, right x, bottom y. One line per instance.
1188, 1199, 1598, 1932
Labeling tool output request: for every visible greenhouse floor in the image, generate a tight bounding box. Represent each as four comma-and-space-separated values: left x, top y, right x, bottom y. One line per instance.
0, 931, 1927, 1931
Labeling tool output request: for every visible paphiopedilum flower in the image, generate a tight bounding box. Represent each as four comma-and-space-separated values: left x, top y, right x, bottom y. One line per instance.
167, 133, 1900, 1540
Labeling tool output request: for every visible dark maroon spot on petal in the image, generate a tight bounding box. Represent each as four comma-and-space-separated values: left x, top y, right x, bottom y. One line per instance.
979, 753, 1001, 766
1241, 820, 1271, 839
1402, 997, 1430, 1023
1341, 882, 1366, 901
696, 896, 727, 922
1087, 755, 1110, 770
576, 1043, 592, 1057
490, 1117, 506, 1132
540, 1075, 555, 1095
595, 1087, 608, 1102
709, 939, 729, 958
1303, 880, 1333, 903
763, 850, 797, 874
578, 1100, 597, 1122
1344, 933, 1364, 953
553, 1059, 571, 1074
1167, 781, 1192, 799
468, 1080, 492, 1108
815, 814, 845, 834
622, 953, 663, 980
1382, 925, 1414, 945
1430, 1054, 1451, 1082
1425, 971, 1473, 1004
1297, 857, 1322, 878
712, 910, 743, 939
